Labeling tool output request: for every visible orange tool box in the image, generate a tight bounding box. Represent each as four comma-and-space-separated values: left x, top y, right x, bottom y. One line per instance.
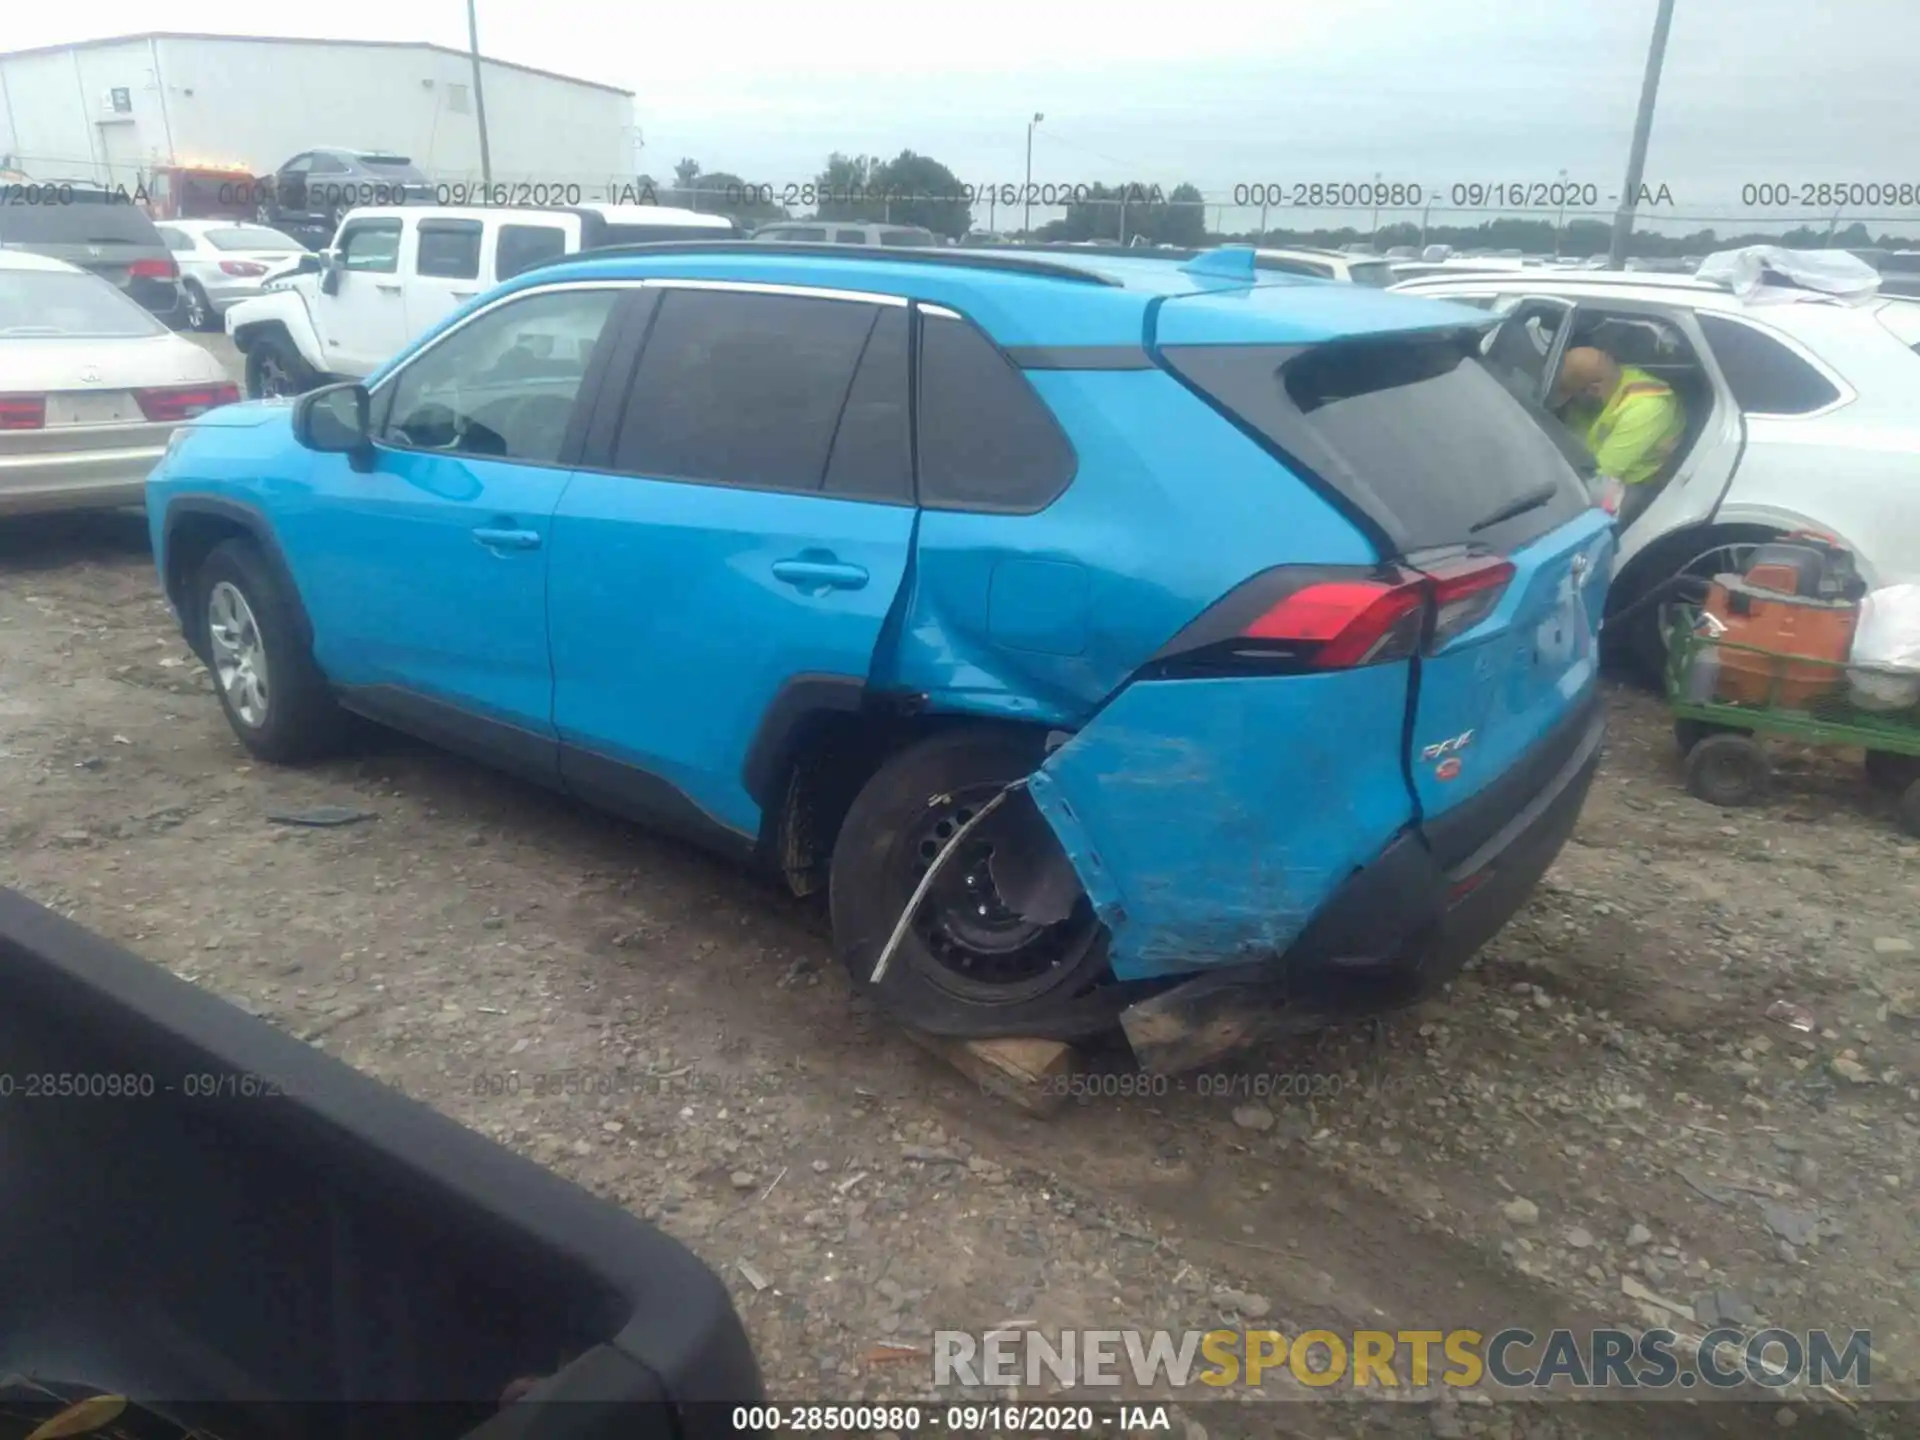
1703, 579, 1857, 708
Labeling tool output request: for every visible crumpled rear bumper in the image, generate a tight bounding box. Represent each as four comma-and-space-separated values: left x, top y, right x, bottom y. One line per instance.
1112, 699, 1605, 1072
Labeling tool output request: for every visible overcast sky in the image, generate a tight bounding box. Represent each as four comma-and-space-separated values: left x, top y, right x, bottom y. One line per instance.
8, 0, 1918, 232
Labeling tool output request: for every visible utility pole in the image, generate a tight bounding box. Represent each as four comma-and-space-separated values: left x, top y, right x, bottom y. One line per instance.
1555, 167, 1569, 257
466, 0, 494, 189
1024, 112, 1043, 237
1607, 0, 1676, 270
1370, 169, 1383, 244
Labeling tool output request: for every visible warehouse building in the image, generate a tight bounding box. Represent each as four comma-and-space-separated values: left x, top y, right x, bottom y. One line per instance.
0, 32, 636, 189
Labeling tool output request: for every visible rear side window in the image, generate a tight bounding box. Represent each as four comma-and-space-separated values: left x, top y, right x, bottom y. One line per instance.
1163, 334, 1589, 554
415, 219, 482, 279
780, 227, 827, 242
823, 306, 911, 502
880, 228, 936, 247
835, 229, 869, 244
917, 312, 1076, 512
613, 289, 883, 492
497, 224, 567, 279
156, 226, 191, 251
1696, 314, 1842, 415
1345, 262, 1394, 287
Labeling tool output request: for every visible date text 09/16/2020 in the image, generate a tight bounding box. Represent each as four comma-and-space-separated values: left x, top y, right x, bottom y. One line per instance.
993, 1071, 1362, 1103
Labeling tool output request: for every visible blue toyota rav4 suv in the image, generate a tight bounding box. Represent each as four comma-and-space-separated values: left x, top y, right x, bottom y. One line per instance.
147, 242, 1612, 1071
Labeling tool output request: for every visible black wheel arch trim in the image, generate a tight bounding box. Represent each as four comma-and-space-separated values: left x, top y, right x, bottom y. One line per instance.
741, 673, 869, 811
161, 497, 315, 652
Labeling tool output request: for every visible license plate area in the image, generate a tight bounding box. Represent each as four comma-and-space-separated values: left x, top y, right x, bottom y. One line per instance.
46, 391, 141, 426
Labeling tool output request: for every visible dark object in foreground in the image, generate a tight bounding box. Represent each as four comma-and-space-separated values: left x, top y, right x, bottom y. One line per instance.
0, 885, 761, 1440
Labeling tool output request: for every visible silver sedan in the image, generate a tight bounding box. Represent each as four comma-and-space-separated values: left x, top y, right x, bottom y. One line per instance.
0, 249, 238, 516
154, 219, 312, 332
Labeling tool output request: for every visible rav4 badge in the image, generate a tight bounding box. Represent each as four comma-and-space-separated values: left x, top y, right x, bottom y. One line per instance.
1421, 730, 1475, 762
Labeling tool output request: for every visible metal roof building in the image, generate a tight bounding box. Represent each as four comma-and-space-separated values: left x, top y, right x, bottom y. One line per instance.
0, 32, 637, 188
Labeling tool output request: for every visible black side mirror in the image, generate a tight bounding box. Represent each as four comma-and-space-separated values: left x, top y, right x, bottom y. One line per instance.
292, 382, 372, 468
318, 253, 343, 295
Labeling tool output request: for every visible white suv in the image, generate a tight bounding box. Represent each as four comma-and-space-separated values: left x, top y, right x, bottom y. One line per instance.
226, 203, 737, 397
1391, 268, 1920, 676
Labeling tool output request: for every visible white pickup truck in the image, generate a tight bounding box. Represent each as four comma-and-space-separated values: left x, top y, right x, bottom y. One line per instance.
225, 202, 739, 397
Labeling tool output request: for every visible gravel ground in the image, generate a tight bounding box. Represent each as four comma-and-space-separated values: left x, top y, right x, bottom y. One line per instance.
3, 500, 1918, 1440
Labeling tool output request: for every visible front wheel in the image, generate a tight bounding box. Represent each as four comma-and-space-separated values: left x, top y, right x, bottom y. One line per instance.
194, 539, 345, 763
829, 728, 1111, 1038
244, 332, 318, 399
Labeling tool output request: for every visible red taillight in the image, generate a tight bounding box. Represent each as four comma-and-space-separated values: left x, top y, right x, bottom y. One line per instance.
0, 394, 47, 430
1246, 578, 1429, 669
128, 257, 178, 279
1423, 556, 1516, 649
134, 383, 240, 422
219, 260, 268, 277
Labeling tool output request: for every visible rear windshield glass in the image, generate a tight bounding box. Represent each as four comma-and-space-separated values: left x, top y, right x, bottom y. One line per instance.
204, 225, 304, 251
356, 154, 416, 169
0, 195, 161, 246
0, 269, 166, 338
1164, 333, 1591, 554
1346, 262, 1395, 287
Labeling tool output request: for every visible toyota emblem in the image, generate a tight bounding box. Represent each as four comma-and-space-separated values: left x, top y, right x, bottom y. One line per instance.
78, 366, 102, 384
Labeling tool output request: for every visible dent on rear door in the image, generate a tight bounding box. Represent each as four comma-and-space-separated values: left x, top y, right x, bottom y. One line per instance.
1026, 665, 1417, 982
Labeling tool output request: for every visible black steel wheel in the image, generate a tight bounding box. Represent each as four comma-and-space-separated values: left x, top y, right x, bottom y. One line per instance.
830, 728, 1112, 1038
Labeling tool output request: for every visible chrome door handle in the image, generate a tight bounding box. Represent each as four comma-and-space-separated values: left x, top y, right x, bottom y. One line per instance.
772, 558, 868, 590
451, 289, 476, 299
375, 282, 402, 293
472, 527, 541, 551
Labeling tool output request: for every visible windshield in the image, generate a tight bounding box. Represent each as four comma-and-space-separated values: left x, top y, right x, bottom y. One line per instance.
1347, 261, 1395, 287
0, 269, 167, 337
0, 196, 162, 246
204, 226, 305, 252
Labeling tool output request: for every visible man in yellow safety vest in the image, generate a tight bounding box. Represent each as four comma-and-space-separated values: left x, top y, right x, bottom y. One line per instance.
1551, 346, 1686, 517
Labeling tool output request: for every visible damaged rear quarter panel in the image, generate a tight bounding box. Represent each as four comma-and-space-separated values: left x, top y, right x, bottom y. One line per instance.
1028, 667, 1416, 981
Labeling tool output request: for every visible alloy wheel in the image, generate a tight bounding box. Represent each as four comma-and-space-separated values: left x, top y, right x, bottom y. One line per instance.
206, 581, 270, 727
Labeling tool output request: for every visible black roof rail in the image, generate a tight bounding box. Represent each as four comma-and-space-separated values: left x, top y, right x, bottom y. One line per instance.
519, 238, 1122, 285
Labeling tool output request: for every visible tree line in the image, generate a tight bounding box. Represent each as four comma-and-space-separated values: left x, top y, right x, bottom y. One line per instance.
642, 155, 1920, 254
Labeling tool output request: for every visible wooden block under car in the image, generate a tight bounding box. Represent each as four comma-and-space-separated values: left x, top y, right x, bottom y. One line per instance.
906, 1030, 1081, 1117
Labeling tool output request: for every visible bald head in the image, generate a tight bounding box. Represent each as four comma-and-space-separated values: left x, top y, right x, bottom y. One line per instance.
1554, 346, 1621, 407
